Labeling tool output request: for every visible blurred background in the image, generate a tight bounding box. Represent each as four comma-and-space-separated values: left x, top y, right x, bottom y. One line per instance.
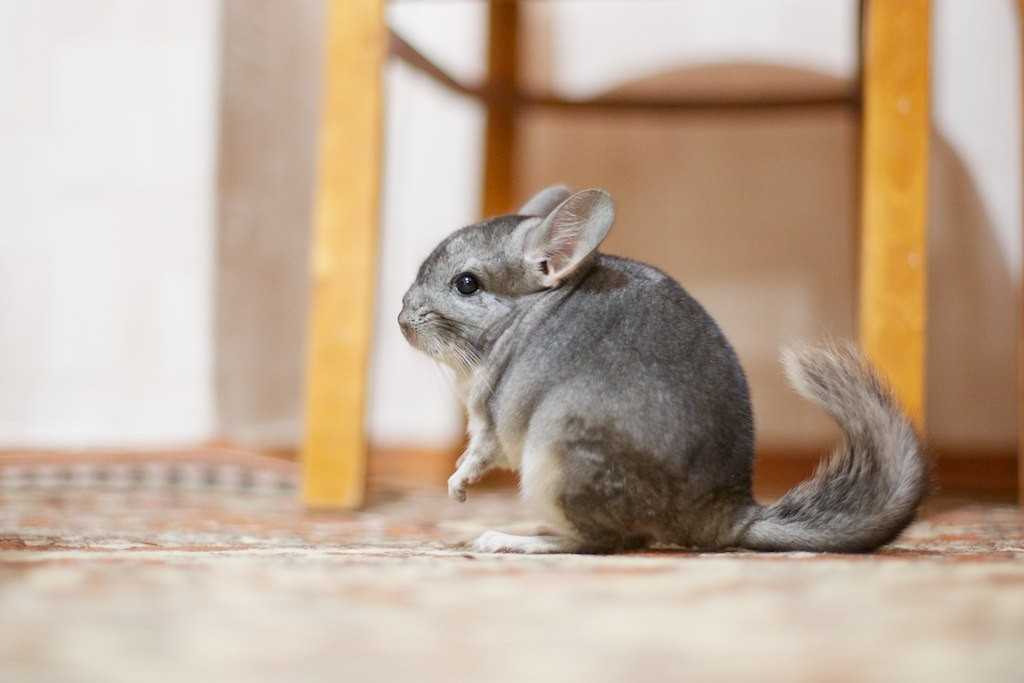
0, 0, 1019, 488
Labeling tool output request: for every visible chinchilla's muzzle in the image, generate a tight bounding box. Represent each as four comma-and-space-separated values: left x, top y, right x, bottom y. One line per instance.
397, 307, 417, 343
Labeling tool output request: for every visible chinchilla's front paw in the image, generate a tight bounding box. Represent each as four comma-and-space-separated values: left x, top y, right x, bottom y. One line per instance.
447, 471, 469, 503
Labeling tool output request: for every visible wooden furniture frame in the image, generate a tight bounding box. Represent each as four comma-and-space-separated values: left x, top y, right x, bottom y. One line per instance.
301, 0, 933, 508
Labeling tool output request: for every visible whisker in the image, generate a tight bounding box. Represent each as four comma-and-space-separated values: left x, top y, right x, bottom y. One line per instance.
411, 313, 489, 386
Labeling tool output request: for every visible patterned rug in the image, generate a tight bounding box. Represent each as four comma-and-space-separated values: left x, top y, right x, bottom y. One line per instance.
0, 462, 1022, 682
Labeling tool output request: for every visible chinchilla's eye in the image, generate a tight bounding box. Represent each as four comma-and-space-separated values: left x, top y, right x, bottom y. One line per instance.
454, 272, 479, 295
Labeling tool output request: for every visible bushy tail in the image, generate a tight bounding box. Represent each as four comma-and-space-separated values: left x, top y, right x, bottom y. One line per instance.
738, 343, 929, 553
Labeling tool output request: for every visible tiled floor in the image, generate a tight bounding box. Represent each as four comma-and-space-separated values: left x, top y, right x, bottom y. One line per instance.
0, 467, 1022, 682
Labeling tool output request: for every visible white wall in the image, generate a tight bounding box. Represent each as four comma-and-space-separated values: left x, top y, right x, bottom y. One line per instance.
933, 0, 1021, 281
0, 1, 219, 446
927, 0, 1021, 448
523, 0, 857, 95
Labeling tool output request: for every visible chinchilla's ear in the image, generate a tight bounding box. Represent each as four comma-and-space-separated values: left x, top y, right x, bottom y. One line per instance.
521, 188, 615, 287
517, 184, 572, 217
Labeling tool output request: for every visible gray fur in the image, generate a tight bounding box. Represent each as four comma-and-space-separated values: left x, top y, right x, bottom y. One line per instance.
399, 186, 928, 554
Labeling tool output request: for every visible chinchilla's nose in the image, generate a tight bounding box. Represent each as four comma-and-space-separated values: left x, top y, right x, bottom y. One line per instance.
397, 307, 415, 342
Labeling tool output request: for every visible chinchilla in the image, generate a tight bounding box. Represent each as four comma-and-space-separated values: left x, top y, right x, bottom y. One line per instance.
398, 185, 928, 554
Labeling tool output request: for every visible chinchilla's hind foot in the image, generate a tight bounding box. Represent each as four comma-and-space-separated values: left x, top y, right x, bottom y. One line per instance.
471, 530, 582, 554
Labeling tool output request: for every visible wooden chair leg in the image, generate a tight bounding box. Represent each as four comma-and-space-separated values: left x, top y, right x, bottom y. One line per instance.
859, 0, 931, 431
301, 0, 386, 508
481, 0, 520, 217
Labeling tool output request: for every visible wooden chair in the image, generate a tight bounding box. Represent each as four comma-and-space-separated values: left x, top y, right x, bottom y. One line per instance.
301, 0, 931, 508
